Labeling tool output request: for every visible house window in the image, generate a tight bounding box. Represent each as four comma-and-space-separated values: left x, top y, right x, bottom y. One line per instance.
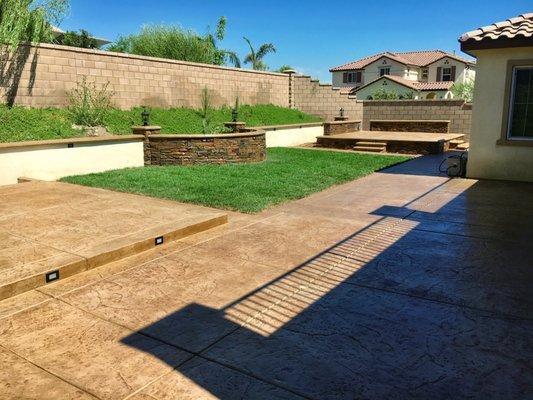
342, 71, 362, 84
380, 67, 390, 77
421, 69, 428, 80
442, 67, 452, 81
507, 66, 533, 139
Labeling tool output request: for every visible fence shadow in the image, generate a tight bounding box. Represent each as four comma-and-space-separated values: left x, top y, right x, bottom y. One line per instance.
120, 179, 532, 399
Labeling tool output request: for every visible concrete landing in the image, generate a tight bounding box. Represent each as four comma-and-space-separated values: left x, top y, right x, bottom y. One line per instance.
317, 130, 466, 154
0, 181, 227, 300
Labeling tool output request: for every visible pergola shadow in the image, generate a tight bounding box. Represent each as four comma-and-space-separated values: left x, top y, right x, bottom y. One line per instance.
121, 179, 533, 399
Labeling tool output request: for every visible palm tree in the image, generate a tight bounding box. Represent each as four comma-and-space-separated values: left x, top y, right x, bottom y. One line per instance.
243, 36, 276, 71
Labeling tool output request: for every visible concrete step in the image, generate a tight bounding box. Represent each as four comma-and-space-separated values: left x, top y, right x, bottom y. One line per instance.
355, 141, 387, 147
353, 145, 386, 153
457, 142, 470, 150
450, 139, 465, 145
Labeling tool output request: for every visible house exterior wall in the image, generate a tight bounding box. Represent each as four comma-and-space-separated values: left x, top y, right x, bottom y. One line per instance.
427, 57, 476, 84
355, 79, 417, 100
467, 47, 533, 182
362, 57, 410, 83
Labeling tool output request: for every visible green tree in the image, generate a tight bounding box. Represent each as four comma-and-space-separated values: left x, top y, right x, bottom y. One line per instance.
243, 36, 276, 71
0, 0, 69, 49
451, 79, 475, 102
54, 29, 99, 49
277, 65, 294, 73
107, 17, 240, 68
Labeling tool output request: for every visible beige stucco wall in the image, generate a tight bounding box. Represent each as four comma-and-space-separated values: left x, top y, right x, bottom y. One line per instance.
356, 79, 417, 100
265, 125, 324, 147
467, 47, 533, 182
427, 57, 476, 84
0, 138, 144, 185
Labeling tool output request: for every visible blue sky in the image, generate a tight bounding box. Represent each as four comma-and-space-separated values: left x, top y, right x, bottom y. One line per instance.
62, 0, 530, 82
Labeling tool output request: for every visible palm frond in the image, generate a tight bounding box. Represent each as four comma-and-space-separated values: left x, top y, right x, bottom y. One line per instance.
256, 43, 276, 60
224, 50, 241, 68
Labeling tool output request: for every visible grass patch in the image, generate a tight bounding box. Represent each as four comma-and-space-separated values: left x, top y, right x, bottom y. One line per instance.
62, 148, 411, 213
0, 104, 322, 142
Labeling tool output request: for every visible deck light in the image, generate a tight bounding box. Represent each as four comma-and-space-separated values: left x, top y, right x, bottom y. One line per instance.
141, 107, 150, 126
339, 108, 345, 118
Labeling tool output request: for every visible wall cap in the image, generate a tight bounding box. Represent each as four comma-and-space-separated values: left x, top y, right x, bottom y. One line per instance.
255, 122, 324, 131
0, 135, 142, 151
26, 43, 289, 78
148, 131, 266, 140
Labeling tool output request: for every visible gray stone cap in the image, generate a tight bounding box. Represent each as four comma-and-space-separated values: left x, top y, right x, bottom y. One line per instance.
148, 131, 266, 140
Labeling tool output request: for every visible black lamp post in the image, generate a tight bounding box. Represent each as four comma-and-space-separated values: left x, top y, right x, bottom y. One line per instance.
141, 107, 150, 126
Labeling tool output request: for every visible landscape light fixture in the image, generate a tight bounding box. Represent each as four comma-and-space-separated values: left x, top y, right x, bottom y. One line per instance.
232, 107, 238, 123
142, 107, 150, 126
339, 108, 345, 118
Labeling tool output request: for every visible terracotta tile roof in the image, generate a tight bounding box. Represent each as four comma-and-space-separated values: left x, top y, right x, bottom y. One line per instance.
330, 50, 474, 72
352, 75, 453, 95
460, 13, 533, 43
414, 81, 455, 91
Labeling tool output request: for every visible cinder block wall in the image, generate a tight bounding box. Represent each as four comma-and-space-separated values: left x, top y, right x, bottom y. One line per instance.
1, 43, 289, 109
292, 76, 363, 121
1, 44, 472, 136
361, 100, 472, 134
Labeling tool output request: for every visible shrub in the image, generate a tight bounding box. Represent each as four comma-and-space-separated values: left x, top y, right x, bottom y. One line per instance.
67, 77, 114, 126
54, 29, 100, 49
452, 79, 475, 102
107, 17, 240, 67
371, 88, 400, 100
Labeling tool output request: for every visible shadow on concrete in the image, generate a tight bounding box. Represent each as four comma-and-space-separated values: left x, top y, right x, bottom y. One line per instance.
121, 178, 533, 399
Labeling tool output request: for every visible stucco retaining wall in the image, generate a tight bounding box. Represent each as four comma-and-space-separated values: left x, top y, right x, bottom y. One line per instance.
0, 136, 144, 185
262, 123, 324, 147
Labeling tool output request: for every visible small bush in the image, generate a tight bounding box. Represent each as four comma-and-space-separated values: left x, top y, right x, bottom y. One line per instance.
452, 79, 475, 102
67, 78, 114, 126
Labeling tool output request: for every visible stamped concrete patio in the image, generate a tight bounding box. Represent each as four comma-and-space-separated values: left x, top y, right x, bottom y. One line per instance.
0, 153, 532, 399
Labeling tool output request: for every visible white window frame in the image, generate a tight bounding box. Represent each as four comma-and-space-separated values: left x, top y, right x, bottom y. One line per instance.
507, 65, 533, 140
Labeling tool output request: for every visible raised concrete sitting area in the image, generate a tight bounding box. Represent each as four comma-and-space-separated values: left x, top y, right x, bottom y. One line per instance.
317, 131, 466, 154
0, 181, 227, 300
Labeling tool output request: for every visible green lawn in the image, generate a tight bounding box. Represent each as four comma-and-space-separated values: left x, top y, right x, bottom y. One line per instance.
62, 148, 410, 213
0, 104, 322, 143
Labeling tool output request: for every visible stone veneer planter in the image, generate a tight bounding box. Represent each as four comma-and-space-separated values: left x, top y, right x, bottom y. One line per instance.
145, 131, 266, 166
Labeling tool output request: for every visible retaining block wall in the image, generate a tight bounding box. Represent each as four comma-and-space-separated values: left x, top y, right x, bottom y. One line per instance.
146, 132, 266, 166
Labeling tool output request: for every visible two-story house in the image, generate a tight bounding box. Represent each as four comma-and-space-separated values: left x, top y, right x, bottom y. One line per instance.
330, 50, 476, 99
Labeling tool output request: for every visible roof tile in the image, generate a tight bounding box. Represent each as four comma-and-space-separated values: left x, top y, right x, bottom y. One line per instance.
459, 13, 533, 43
330, 50, 473, 72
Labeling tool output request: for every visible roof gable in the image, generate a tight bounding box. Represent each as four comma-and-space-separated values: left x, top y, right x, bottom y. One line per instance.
351, 75, 454, 95
330, 50, 474, 72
